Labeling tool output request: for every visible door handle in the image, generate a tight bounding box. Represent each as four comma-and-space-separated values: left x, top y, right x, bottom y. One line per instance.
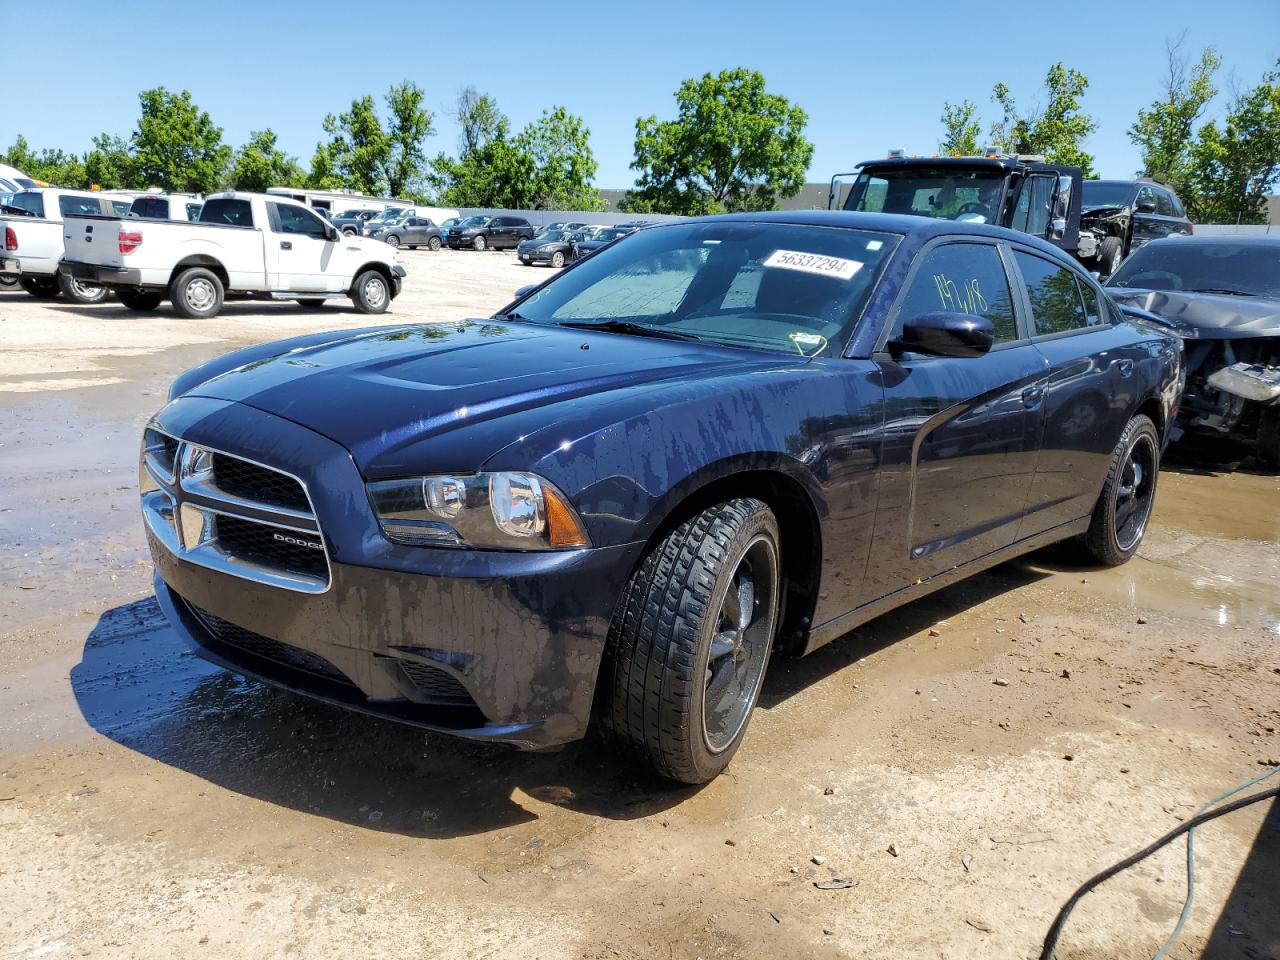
280, 241, 292, 250
1117, 359, 1134, 378
1022, 382, 1047, 407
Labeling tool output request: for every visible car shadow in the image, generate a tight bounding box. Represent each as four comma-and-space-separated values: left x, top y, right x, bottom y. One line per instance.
1164, 433, 1277, 478
1202, 795, 1280, 956
71, 599, 696, 840
45, 300, 370, 320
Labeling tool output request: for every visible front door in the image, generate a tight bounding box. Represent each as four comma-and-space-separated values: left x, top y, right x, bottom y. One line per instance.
861, 240, 1049, 601
269, 203, 335, 291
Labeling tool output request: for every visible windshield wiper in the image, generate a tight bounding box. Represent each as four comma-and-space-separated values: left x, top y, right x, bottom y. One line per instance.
1188, 287, 1256, 297
556, 320, 703, 342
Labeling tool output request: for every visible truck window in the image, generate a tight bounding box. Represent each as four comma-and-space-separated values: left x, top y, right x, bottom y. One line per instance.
1010, 176, 1055, 236
186, 203, 203, 221
59, 195, 103, 217
200, 198, 254, 227
272, 202, 329, 239
131, 196, 169, 219
111, 200, 132, 215
6, 193, 45, 218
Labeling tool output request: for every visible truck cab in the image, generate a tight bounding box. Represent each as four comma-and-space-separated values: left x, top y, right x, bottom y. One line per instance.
832, 152, 1083, 259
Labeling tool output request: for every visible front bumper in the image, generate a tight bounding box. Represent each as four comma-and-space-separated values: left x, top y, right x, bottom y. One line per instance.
64, 260, 143, 287
146, 396, 642, 749
448, 235, 478, 248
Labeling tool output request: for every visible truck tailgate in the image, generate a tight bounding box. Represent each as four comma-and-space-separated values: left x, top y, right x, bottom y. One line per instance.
62, 215, 129, 269
1, 215, 68, 275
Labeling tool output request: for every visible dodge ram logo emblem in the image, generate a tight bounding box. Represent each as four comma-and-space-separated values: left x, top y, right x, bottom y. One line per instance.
273, 532, 324, 551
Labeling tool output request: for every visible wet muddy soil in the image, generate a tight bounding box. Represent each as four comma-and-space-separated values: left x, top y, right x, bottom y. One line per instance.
1, 257, 1277, 959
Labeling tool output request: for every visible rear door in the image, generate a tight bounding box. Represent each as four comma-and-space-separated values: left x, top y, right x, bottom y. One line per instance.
1012, 248, 1142, 537
863, 239, 1050, 597
268, 202, 334, 291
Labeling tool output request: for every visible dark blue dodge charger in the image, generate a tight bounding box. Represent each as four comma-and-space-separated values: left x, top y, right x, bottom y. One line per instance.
141, 212, 1181, 783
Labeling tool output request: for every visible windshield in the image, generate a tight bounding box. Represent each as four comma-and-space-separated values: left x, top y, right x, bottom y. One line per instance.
845, 167, 1005, 224
460, 216, 490, 227
1083, 181, 1136, 210
592, 229, 624, 242
375, 208, 406, 223
1108, 241, 1280, 300
507, 222, 897, 356
536, 230, 567, 242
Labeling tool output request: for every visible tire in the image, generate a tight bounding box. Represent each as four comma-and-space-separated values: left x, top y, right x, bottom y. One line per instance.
1083, 414, 1160, 566
428, 236, 441, 252
0, 275, 17, 288
550, 251, 565, 268
295, 298, 326, 309
598, 498, 781, 784
57, 271, 110, 305
385, 234, 400, 248
119, 291, 163, 312
343, 227, 357, 236
19, 276, 59, 299
1257, 405, 1280, 470
472, 234, 487, 252
351, 269, 390, 314
169, 267, 224, 320
1098, 236, 1124, 277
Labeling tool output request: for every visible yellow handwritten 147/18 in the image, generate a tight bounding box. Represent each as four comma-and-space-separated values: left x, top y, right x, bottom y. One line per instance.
931, 273, 987, 315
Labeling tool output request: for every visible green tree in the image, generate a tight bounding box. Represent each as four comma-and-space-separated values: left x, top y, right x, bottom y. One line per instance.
515, 106, 602, 210
83, 134, 137, 189
320, 94, 389, 195
452, 86, 505, 158
989, 64, 1098, 176
625, 67, 814, 215
429, 88, 520, 207
229, 129, 305, 192
382, 82, 435, 198
307, 143, 343, 190
131, 87, 231, 192
3, 135, 87, 187
1128, 39, 1221, 188
940, 100, 982, 155
1185, 60, 1280, 224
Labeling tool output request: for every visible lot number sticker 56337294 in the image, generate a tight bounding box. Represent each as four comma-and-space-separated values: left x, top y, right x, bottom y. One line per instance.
763, 249, 863, 281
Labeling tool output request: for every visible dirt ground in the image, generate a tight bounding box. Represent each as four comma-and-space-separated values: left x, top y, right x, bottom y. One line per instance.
1, 248, 1277, 960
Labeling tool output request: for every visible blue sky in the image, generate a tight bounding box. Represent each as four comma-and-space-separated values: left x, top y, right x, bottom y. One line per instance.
9, 0, 1278, 187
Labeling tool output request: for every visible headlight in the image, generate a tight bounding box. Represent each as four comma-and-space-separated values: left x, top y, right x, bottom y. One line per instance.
537, 244, 557, 252
367, 472, 589, 550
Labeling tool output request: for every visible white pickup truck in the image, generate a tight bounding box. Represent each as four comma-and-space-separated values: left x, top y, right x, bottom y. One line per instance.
1, 189, 132, 302
61, 191, 406, 318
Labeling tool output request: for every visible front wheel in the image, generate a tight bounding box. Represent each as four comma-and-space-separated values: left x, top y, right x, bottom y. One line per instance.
472, 234, 487, 252
19, 276, 59, 299
351, 269, 390, 314
550, 251, 565, 268
119, 290, 163, 312
0, 275, 17, 288
385, 234, 400, 248
598, 498, 780, 784
428, 236, 441, 252
170, 267, 224, 319
1083, 413, 1160, 566
57, 271, 110, 304
1098, 236, 1124, 277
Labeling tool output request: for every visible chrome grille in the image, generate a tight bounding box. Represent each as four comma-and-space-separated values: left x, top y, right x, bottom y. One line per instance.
140, 427, 331, 593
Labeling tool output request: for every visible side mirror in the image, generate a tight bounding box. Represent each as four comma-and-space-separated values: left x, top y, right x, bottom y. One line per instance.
891, 312, 994, 359
514, 284, 537, 299
325, 226, 339, 242
1136, 200, 1157, 214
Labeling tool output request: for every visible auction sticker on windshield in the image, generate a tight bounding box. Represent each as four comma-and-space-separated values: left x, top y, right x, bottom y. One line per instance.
763, 250, 863, 281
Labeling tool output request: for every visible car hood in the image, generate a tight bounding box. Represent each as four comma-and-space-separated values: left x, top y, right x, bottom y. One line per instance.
1107, 288, 1280, 340
184, 321, 788, 475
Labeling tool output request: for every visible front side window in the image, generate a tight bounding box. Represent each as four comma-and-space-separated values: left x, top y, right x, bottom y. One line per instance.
1010, 176, 1055, 235
273, 203, 329, 239
511, 222, 898, 357
58, 195, 102, 217
893, 243, 1017, 343
1015, 252, 1088, 335
1136, 185, 1156, 210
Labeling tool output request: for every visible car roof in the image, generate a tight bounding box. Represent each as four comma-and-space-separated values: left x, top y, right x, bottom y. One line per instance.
682, 209, 1075, 260
1139, 234, 1280, 249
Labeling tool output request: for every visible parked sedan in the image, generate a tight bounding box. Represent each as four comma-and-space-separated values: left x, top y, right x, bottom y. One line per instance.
370, 215, 443, 251
516, 229, 577, 267
1107, 236, 1280, 466
571, 226, 627, 259
141, 212, 1179, 784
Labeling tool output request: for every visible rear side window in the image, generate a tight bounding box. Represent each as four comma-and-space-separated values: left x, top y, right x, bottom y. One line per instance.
1015, 252, 1088, 335
185, 203, 203, 221
1155, 190, 1174, 217
894, 243, 1018, 343
1170, 194, 1186, 218
59, 195, 102, 217
111, 200, 131, 215
7, 192, 45, 217
200, 198, 254, 227
1077, 279, 1106, 326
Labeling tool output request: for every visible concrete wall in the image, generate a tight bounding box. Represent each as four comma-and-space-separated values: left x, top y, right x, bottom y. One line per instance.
1194, 224, 1276, 236
456, 208, 684, 228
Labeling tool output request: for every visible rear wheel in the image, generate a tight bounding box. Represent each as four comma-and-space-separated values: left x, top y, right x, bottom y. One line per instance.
119, 290, 163, 312
170, 267, 224, 319
472, 234, 487, 252
351, 269, 390, 314
1083, 414, 1159, 565
57, 271, 110, 304
1098, 236, 1124, 277
19, 276, 59, 299
428, 236, 441, 252
598, 498, 780, 784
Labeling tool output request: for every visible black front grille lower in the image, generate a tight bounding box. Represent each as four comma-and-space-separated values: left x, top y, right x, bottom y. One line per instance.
398, 660, 474, 704
211, 453, 311, 512
184, 601, 352, 686
216, 514, 327, 580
